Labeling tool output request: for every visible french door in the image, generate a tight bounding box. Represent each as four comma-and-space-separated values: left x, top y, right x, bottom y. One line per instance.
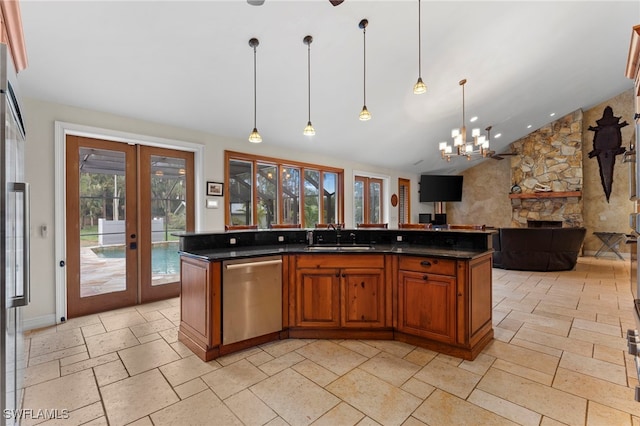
65, 136, 193, 318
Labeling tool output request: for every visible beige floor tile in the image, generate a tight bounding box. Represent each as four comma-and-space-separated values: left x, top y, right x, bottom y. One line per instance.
29, 328, 85, 358
356, 416, 383, 426
402, 347, 438, 366
101, 369, 179, 426
513, 325, 593, 357
23, 369, 100, 420
586, 400, 634, 426
260, 338, 311, 358
252, 369, 339, 426
150, 389, 242, 426
80, 323, 106, 338
412, 357, 482, 399
59, 351, 89, 367
137, 332, 161, 344
126, 416, 153, 426
338, 340, 381, 358
216, 346, 264, 366
295, 340, 367, 376
482, 339, 559, 375
573, 317, 622, 337
55, 315, 101, 332
173, 378, 208, 400
312, 402, 365, 426
84, 328, 139, 358
327, 368, 420, 426
265, 417, 292, 426
359, 339, 415, 358
202, 359, 268, 400
468, 389, 542, 426
553, 367, 640, 416
560, 351, 628, 385
118, 339, 180, 376
135, 299, 173, 313
24, 360, 60, 387
39, 401, 104, 426
246, 350, 275, 366
82, 417, 108, 426
477, 368, 587, 425
159, 355, 218, 387
401, 416, 428, 426
93, 360, 128, 387
400, 377, 435, 399
510, 337, 565, 358
100, 311, 147, 332
259, 351, 305, 376
413, 389, 517, 426
358, 351, 420, 387
139, 310, 164, 322
292, 359, 339, 387
225, 389, 278, 426
493, 327, 517, 342
129, 317, 175, 338
491, 358, 554, 386
170, 341, 196, 358
569, 327, 627, 351
159, 306, 181, 323
60, 353, 119, 376
507, 310, 572, 336
459, 352, 496, 375
28, 345, 87, 367
159, 327, 178, 343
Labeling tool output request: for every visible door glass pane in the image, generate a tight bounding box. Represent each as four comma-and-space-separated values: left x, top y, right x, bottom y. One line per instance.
149, 155, 185, 286
282, 166, 300, 224
323, 172, 337, 224
257, 163, 277, 228
304, 169, 320, 227
78, 147, 126, 297
229, 160, 253, 225
369, 180, 382, 223
354, 178, 364, 225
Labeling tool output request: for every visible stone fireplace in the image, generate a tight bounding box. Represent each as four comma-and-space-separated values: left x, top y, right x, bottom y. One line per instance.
509, 110, 584, 228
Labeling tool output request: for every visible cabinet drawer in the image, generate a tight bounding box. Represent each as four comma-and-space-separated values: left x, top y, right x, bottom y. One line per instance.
296, 254, 384, 269
398, 256, 456, 276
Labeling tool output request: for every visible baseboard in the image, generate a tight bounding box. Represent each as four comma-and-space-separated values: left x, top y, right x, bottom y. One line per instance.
23, 314, 57, 331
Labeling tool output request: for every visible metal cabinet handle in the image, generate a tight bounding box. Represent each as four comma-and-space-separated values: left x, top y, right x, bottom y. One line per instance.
225, 259, 282, 270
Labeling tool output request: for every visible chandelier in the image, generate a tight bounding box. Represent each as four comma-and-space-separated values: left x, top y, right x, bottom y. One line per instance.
439, 79, 491, 161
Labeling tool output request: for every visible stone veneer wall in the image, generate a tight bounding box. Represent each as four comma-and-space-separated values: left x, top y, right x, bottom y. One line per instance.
509, 110, 583, 227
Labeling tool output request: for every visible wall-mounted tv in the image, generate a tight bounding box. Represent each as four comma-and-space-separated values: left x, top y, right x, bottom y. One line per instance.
419, 175, 463, 202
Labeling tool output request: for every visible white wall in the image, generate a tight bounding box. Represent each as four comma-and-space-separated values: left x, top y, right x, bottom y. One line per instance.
24, 97, 424, 326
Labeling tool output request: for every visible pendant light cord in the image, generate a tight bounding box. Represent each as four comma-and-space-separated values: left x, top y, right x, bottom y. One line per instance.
363, 25, 367, 105
253, 45, 257, 129
417, 0, 421, 77
307, 42, 311, 122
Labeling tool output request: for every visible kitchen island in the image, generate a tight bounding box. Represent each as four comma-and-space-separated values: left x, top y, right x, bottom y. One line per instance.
176, 228, 494, 361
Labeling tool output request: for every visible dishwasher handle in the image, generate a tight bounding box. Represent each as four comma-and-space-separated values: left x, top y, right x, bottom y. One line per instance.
225, 259, 283, 270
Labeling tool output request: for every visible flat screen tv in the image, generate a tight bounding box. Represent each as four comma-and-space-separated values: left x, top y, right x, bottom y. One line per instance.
419, 175, 463, 202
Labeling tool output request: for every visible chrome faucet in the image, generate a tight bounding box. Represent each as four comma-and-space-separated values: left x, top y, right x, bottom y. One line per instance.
306, 230, 314, 245
327, 223, 342, 244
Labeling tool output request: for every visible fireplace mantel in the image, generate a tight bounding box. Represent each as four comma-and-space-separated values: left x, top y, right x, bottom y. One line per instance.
509, 191, 582, 200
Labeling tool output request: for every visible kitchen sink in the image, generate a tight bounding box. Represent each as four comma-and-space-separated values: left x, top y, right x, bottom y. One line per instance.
305, 244, 375, 251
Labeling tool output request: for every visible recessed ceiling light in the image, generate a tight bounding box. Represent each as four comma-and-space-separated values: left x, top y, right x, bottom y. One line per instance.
550, 112, 555, 117
527, 124, 532, 129
494, 133, 502, 138
469, 116, 478, 122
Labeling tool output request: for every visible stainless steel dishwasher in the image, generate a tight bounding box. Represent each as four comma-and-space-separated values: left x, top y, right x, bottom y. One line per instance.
222, 256, 283, 345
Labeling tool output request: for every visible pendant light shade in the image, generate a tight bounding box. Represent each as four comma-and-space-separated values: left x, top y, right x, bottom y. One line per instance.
359, 19, 371, 121
248, 37, 262, 143
303, 35, 315, 136
413, 0, 427, 94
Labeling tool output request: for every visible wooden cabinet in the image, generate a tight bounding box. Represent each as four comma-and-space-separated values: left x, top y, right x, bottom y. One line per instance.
178, 256, 221, 360
397, 270, 456, 343
293, 254, 388, 330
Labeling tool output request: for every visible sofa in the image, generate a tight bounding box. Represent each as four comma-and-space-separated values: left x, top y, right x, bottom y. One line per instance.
492, 227, 587, 271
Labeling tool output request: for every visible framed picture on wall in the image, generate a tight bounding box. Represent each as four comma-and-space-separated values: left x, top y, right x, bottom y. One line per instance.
207, 181, 224, 196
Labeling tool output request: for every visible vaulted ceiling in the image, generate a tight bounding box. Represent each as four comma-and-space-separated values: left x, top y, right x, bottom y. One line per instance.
18, 1, 639, 175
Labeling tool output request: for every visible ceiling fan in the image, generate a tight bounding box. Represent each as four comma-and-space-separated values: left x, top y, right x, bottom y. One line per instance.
248, 0, 344, 5
487, 150, 519, 161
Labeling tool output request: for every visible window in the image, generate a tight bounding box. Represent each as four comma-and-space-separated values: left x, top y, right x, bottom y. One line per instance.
354, 175, 384, 225
225, 151, 343, 228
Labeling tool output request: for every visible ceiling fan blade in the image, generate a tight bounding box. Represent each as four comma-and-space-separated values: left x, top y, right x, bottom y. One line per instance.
329, 0, 345, 6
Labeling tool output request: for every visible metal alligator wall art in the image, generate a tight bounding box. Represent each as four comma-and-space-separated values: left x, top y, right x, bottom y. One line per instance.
588, 106, 628, 202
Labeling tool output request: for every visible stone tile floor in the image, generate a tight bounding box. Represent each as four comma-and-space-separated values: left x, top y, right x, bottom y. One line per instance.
21, 256, 640, 425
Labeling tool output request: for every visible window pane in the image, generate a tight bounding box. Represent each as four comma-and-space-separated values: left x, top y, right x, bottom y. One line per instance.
323, 172, 337, 224
282, 166, 300, 224
257, 163, 277, 229
149, 155, 185, 286
369, 180, 382, 223
304, 169, 320, 226
354, 179, 364, 225
229, 160, 253, 225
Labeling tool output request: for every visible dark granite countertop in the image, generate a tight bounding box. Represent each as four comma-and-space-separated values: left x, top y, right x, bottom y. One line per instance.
179, 243, 491, 262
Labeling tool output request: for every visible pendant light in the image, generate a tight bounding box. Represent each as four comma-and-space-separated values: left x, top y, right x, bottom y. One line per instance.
303, 35, 315, 136
248, 37, 262, 143
359, 19, 371, 121
413, 0, 426, 94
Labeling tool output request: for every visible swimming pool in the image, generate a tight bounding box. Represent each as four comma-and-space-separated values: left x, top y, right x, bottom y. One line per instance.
92, 242, 180, 275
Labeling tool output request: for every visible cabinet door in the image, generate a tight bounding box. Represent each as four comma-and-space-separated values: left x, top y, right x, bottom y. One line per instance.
341, 268, 385, 328
397, 270, 456, 343
295, 268, 340, 327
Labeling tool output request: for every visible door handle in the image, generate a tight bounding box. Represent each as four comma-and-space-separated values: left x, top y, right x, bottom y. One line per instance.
11, 182, 29, 307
